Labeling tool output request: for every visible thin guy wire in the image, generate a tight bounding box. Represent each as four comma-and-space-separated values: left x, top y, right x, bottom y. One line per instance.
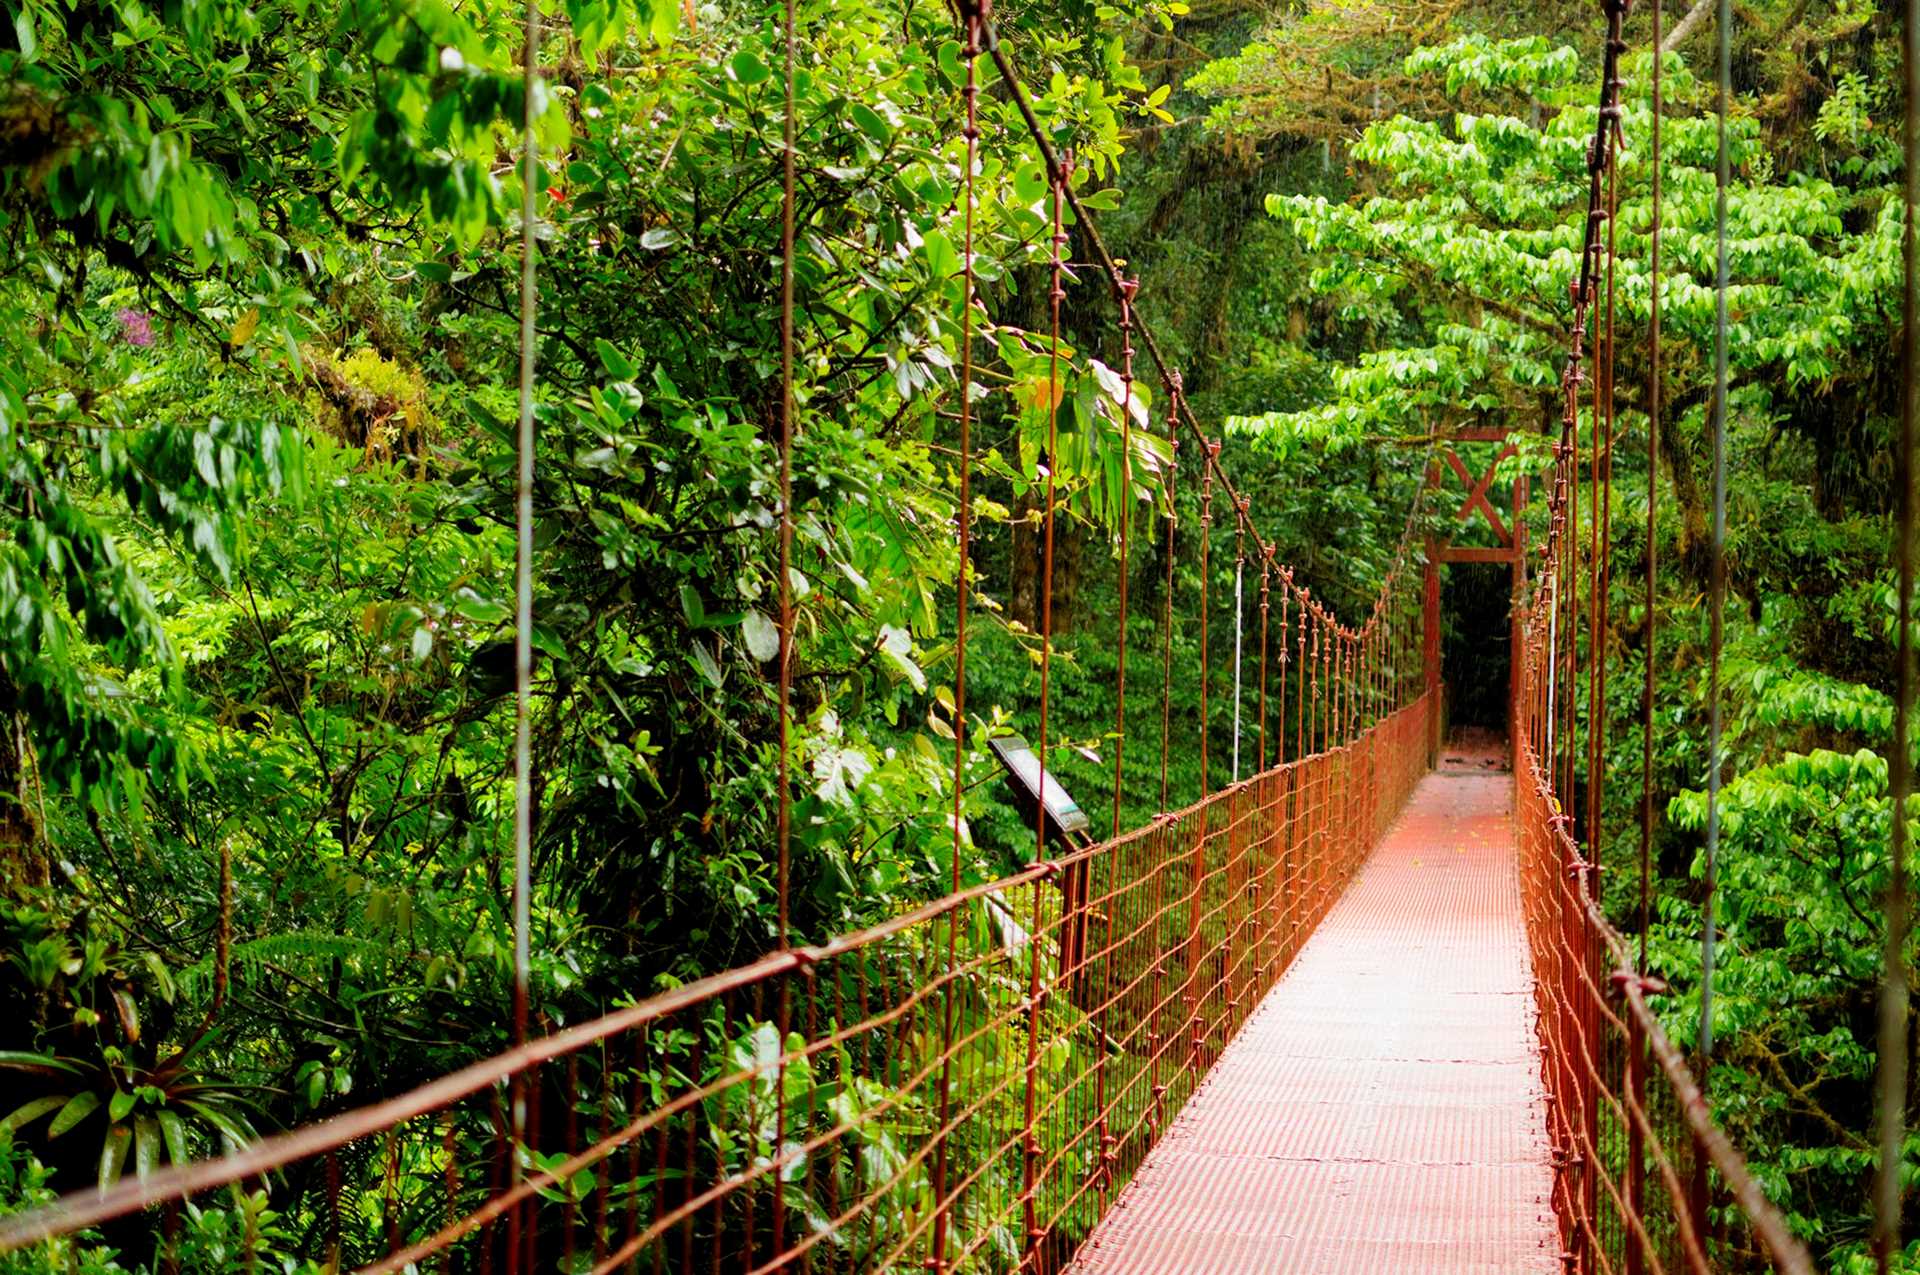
1038, 158, 1068, 865
1258, 553, 1272, 772
1642, 0, 1662, 969
509, 2, 540, 1260
1589, 134, 1619, 872
1110, 277, 1138, 840
1875, 0, 1919, 1263
775, 0, 798, 952
930, 14, 981, 1262
1233, 519, 1245, 782
1159, 384, 1180, 810
769, 0, 800, 1249
511, 0, 539, 1100
1702, 0, 1730, 1073
1198, 447, 1214, 796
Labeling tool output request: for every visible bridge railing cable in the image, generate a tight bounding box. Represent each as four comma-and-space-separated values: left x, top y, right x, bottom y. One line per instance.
0, 0, 1435, 1268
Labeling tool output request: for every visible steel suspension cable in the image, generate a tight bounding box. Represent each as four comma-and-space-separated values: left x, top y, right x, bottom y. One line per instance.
1258, 550, 1273, 771
1159, 378, 1181, 810
511, 0, 542, 1059
1233, 505, 1246, 782
1874, 0, 1920, 1263
1631, 20, 1662, 1268
1642, 0, 1662, 975
775, 0, 798, 957
1111, 277, 1139, 837
929, 9, 982, 1260
770, 0, 801, 1245
508, 4, 541, 1256
1036, 158, 1068, 866
1701, 0, 1731, 1085
1199, 443, 1215, 795
1588, 126, 1620, 873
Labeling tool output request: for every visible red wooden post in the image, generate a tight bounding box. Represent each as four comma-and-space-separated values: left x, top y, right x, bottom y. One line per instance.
1423, 550, 1442, 763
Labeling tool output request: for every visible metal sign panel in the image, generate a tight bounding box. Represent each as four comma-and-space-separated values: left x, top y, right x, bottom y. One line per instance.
988, 734, 1091, 836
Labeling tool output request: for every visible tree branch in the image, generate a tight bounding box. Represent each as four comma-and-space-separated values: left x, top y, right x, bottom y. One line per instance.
1661, 0, 1714, 53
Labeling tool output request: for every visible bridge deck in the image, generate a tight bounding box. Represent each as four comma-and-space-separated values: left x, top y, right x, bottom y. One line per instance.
1067, 763, 1560, 1273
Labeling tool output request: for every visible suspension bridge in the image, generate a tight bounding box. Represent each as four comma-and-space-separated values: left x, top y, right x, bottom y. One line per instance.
1, 0, 1906, 1269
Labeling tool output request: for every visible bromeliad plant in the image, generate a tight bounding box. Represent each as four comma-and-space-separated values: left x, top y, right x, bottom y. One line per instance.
0, 901, 263, 1193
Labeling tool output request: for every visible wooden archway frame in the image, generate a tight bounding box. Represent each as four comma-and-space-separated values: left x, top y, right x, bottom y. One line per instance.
1421, 427, 1528, 759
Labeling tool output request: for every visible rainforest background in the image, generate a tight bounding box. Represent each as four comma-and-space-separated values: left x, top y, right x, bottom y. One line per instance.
0, 0, 1914, 1267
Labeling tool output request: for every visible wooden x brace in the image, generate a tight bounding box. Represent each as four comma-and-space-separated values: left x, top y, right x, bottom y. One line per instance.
1444, 446, 1515, 546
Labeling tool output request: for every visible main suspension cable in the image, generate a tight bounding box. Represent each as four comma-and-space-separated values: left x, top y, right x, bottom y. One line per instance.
980, 38, 1421, 613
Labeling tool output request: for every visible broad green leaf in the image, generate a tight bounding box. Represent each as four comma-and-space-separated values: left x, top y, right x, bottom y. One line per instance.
12, 7, 36, 60
742, 610, 780, 663
937, 40, 963, 81
0, 1051, 80, 1075
848, 103, 891, 144
595, 338, 636, 381
155, 1109, 188, 1166
98, 1125, 132, 1191
180, 1100, 257, 1151
133, 1116, 161, 1182
730, 50, 769, 85
922, 229, 958, 281
49, 1091, 101, 1138
0, 1096, 66, 1134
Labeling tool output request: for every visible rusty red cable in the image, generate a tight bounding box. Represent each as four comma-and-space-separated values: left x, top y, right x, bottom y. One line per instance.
1160, 378, 1182, 811
1111, 274, 1139, 838
928, 7, 984, 1260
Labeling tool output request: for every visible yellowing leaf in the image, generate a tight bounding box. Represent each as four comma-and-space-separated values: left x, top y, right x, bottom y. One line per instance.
1014, 375, 1065, 413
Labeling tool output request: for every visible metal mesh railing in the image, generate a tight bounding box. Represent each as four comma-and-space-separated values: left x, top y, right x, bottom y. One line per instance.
0, 697, 1433, 1273
1515, 569, 1814, 1275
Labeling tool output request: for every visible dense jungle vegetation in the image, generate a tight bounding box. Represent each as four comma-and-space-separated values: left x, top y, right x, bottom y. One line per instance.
0, 0, 1916, 1267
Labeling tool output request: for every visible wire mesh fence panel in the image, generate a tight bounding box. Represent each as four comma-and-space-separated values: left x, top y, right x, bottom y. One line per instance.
1513, 608, 1813, 1275
0, 702, 1435, 1275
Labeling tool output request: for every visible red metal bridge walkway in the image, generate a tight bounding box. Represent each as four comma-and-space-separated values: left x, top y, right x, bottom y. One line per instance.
1068, 762, 1558, 1275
